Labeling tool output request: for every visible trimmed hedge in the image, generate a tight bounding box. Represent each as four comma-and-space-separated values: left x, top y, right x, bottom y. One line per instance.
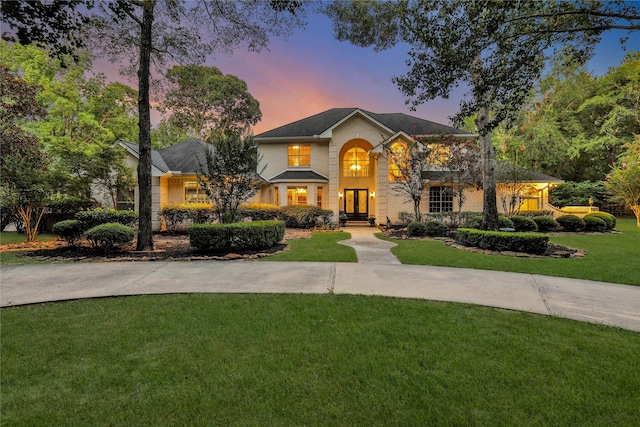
456, 228, 549, 255
583, 215, 607, 232
425, 220, 449, 237
583, 212, 616, 230
498, 215, 514, 229
533, 216, 559, 232
237, 203, 280, 221
158, 203, 214, 232
188, 220, 285, 252
76, 208, 138, 229
407, 222, 427, 237
52, 219, 85, 246
83, 223, 135, 250
510, 215, 538, 232
278, 205, 333, 228
556, 215, 585, 232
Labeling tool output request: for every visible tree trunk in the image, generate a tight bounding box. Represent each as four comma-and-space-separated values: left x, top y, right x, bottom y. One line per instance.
136, 1, 155, 251
476, 106, 499, 230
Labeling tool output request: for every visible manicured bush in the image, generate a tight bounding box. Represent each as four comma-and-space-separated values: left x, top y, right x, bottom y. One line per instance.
465, 214, 483, 229
498, 215, 514, 229
517, 210, 555, 218
188, 220, 285, 252
583, 212, 616, 230
456, 228, 549, 255
556, 215, 586, 232
237, 203, 280, 221
76, 208, 138, 229
425, 220, 449, 237
509, 215, 538, 232
407, 221, 428, 237
52, 219, 85, 246
533, 216, 559, 232
83, 223, 135, 250
41, 196, 96, 233
583, 215, 607, 232
278, 205, 333, 228
159, 203, 214, 233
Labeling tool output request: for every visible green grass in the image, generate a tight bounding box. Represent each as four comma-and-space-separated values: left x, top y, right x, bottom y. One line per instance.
263, 231, 357, 262
1, 294, 638, 426
387, 219, 640, 285
0, 232, 56, 265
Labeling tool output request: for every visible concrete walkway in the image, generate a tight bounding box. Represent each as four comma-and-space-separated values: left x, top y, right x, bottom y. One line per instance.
1, 228, 639, 332
337, 226, 401, 264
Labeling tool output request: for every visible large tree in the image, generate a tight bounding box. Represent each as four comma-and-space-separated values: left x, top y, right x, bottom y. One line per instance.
163, 64, 261, 141
324, 0, 639, 229
2, 0, 306, 250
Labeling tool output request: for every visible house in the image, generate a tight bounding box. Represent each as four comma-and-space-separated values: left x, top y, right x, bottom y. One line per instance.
117, 108, 562, 230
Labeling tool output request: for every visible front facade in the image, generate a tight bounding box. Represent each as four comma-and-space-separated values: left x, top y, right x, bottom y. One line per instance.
116, 108, 562, 230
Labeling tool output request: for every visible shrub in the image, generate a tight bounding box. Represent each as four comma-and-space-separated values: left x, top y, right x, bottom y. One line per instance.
583, 216, 607, 232
509, 215, 538, 232
188, 220, 285, 252
41, 196, 96, 233
76, 208, 138, 229
398, 212, 415, 224
456, 228, 549, 255
533, 216, 559, 232
583, 212, 616, 230
278, 205, 333, 228
517, 210, 555, 218
425, 220, 449, 237
83, 223, 135, 250
556, 215, 586, 232
407, 222, 427, 237
159, 203, 214, 233
237, 203, 280, 221
498, 215, 514, 229
465, 214, 483, 229
52, 220, 85, 246
1, 203, 16, 231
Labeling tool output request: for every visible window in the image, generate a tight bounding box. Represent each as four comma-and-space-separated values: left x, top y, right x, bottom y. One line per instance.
287, 186, 308, 205
288, 145, 310, 167
317, 186, 323, 207
274, 187, 279, 205
116, 188, 134, 210
388, 142, 406, 181
429, 186, 453, 212
343, 147, 369, 177
185, 181, 208, 203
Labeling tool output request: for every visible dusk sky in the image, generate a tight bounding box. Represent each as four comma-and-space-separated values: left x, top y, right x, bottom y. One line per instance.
98, 7, 640, 135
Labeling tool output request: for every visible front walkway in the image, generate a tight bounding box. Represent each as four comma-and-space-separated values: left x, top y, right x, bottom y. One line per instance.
337, 226, 401, 264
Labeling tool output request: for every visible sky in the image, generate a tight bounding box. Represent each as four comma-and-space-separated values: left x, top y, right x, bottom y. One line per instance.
97, 7, 640, 136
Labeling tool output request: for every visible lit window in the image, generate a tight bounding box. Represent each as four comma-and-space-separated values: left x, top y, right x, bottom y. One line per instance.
317, 186, 323, 207
288, 145, 310, 167
429, 186, 453, 212
287, 186, 308, 206
274, 187, 279, 205
343, 147, 369, 177
388, 142, 407, 181
185, 181, 208, 203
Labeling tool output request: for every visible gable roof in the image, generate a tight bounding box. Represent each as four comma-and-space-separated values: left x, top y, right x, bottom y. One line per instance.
254, 108, 475, 141
120, 141, 169, 175
270, 170, 329, 182
158, 138, 212, 174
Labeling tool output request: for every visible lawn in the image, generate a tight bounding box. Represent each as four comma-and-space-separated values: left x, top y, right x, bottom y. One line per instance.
0, 233, 56, 265
387, 218, 640, 286
263, 231, 357, 262
2, 294, 639, 426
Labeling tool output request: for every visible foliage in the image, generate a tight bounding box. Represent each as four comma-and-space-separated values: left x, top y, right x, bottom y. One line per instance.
52, 219, 85, 246
556, 215, 586, 232
583, 215, 607, 232
158, 203, 214, 233
162, 64, 261, 140
518, 210, 555, 218
425, 220, 449, 237
456, 228, 549, 255
41, 194, 97, 233
509, 215, 538, 232
75, 208, 138, 229
583, 212, 616, 230
187, 220, 285, 252
237, 203, 281, 221
407, 222, 427, 237
533, 216, 559, 232
197, 133, 264, 224
549, 181, 609, 208
606, 138, 640, 226
278, 205, 334, 228
83, 222, 135, 249
498, 215, 514, 229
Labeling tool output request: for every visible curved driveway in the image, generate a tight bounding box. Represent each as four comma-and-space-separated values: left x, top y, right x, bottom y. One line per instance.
1, 227, 639, 332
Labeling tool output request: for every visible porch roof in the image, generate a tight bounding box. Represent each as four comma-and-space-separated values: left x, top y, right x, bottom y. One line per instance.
269, 170, 329, 182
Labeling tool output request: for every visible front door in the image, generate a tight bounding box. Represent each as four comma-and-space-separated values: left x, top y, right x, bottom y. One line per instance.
344, 189, 368, 220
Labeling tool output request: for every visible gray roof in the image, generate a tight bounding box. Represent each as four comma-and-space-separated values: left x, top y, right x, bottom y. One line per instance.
120, 141, 169, 173
158, 138, 212, 174
270, 170, 329, 182
255, 108, 471, 139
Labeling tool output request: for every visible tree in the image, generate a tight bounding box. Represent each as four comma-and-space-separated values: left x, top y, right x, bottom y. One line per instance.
384, 138, 434, 222
197, 133, 265, 224
324, 0, 639, 229
0, 66, 51, 241
163, 64, 261, 141
606, 137, 640, 226
3, 0, 306, 250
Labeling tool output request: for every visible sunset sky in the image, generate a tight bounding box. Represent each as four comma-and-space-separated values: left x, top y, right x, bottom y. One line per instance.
98, 8, 640, 135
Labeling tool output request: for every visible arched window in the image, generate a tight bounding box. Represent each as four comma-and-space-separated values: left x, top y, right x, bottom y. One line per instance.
387, 142, 407, 181
343, 147, 369, 177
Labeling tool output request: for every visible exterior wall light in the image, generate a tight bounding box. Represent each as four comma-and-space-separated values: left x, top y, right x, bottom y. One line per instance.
370, 191, 375, 198
338, 192, 343, 198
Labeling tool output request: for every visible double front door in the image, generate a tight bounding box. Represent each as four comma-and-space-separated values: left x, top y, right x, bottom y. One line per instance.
344, 189, 368, 220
